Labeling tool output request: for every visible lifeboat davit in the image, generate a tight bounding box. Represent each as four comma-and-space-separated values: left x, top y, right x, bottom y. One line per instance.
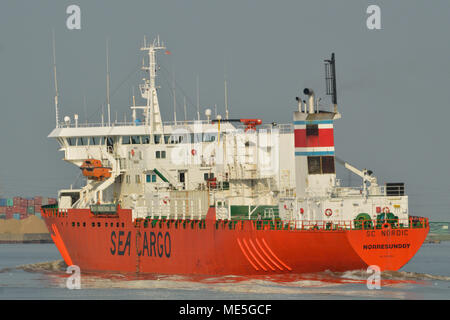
80, 159, 111, 181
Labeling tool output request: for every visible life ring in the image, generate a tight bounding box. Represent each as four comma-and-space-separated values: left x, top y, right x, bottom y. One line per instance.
325, 208, 332, 217
382, 207, 390, 214
191, 149, 197, 156
300, 208, 304, 214
382, 222, 391, 229
162, 196, 170, 205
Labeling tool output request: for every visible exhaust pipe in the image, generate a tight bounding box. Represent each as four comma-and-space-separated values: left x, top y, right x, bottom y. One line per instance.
303, 88, 315, 114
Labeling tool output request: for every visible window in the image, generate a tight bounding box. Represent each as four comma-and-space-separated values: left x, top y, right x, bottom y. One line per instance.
156, 151, 166, 159
131, 136, 140, 144
152, 174, 156, 182
307, 156, 335, 175
126, 175, 130, 184
204, 173, 214, 180
321, 156, 335, 174
307, 156, 321, 174
154, 135, 161, 144
97, 222, 101, 227
122, 136, 131, 144
90, 137, 99, 145
67, 137, 76, 146
146, 174, 157, 183
203, 133, 217, 142
142, 135, 150, 144
77, 137, 87, 146
306, 124, 319, 136
92, 222, 95, 227
136, 175, 141, 183
164, 135, 170, 144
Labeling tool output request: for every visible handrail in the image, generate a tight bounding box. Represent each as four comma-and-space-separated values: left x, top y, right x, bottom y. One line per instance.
129, 216, 428, 232
40, 206, 428, 232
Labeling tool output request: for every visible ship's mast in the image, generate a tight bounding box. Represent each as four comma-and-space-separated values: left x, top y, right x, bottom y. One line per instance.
139, 36, 165, 133
106, 38, 111, 126
52, 30, 59, 128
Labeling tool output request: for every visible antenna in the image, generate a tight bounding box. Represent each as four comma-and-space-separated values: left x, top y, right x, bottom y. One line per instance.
224, 78, 229, 119
101, 104, 104, 126
106, 38, 111, 126
196, 75, 200, 121
173, 69, 177, 124
83, 95, 87, 124
184, 96, 187, 123
52, 29, 59, 128
324, 53, 338, 113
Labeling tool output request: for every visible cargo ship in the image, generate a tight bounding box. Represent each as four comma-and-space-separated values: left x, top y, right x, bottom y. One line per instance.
41, 37, 428, 275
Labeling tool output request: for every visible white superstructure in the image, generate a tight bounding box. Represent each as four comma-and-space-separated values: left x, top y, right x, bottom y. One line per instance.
49, 37, 296, 221
49, 39, 409, 227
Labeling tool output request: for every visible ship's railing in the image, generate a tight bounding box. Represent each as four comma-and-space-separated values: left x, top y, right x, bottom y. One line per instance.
57, 120, 294, 133
132, 216, 429, 232
247, 216, 428, 231
331, 185, 387, 197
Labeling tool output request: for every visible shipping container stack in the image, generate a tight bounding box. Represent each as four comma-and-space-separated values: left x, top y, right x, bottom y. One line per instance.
0, 196, 57, 220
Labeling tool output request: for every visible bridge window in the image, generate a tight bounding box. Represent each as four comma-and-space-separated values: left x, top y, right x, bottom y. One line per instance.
141, 135, 150, 144
122, 136, 131, 144
77, 137, 87, 146
203, 133, 217, 142
67, 137, 76, 146
131, 136, 141, 144
90, 137, 100, 145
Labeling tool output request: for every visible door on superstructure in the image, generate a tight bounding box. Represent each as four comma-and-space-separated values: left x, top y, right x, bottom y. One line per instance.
178, 170, 186, 190
216, 199, 229, 220
106, 136, 114, 153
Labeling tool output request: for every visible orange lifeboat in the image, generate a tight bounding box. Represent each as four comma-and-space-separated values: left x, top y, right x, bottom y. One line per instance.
80, 159, 111, 181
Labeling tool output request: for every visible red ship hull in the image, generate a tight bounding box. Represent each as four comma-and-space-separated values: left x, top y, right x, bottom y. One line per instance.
41, 206, 429, 275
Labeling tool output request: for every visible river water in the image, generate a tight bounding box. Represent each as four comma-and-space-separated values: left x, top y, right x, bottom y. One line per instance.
1, 242, 449, 300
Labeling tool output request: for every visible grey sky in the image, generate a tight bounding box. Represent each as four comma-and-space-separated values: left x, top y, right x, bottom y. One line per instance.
0, 1, 449, 221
